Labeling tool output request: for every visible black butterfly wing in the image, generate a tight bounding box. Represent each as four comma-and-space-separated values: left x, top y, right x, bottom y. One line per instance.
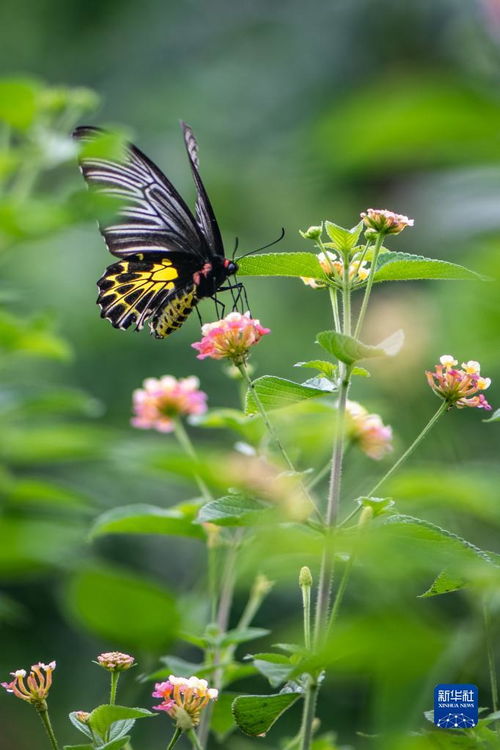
97, 252, 199, 334
181, 121, 225, 257
73, 126, 208, 261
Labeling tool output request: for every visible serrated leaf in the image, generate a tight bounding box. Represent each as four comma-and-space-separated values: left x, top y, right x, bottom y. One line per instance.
90, 503, 204, 540
196, 495, 272, 526
69, 712, 93, 739
324, 220, 363, 252
316, 329, 404, 365
420, 568, 467, 598
88, 705, 154, 739
238, 252, 327, 280
245, 376, 328, 415
232, 691, 302, 736
250, 653, 294, 688
64, 741, 130, 750
374, 251, 485, 283
294, 360, 338, 379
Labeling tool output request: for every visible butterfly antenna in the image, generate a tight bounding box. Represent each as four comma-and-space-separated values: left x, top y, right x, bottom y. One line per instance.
235, 227, 285, 261
231, 236, 240, 261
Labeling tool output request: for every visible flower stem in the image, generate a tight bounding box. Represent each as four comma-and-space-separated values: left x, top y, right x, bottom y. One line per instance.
37, 708, 61, 750
188, 728, 204, 749
237, 362, 322, 522
299, 677, 319, 750
166, 727, 183, 750
302, 582, 312, 651
174, 419, 212, 502
483, 599, 499, 714
109, 671, 119, 705
354, 232, 384, 339
329, 287, 341, 332
367, 400, 448, 498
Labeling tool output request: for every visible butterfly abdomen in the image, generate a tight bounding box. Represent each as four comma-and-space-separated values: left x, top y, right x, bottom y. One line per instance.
151, 285, 198, 339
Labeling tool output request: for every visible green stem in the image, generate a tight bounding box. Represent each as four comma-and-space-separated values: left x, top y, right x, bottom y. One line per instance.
483, 599, 499, 714
302, 584, 312, 651
299, 677, 319, 750
174, 419, 212, 502
208, 543, 218, 623
328, 287, 341, 332
188, 728, 203, 749
109, 671, 119, 705
37, 708, 61, 750
166, 727, 183, 750
237, 361, 322, 522
353, 232, 384, 339
368, 400, 448, 498
326, 557, 352, 636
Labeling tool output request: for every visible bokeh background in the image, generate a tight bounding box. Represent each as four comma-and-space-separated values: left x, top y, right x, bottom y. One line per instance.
1, 1, 500, 748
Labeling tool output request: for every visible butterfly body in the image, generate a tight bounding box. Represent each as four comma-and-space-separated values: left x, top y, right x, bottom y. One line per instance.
73, 123, 239, 338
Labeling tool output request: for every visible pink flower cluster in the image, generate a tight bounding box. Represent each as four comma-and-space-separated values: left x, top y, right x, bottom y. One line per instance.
153, 675, 218, 727
97, 651, 135, 672
2, 661, 56, 706
361, 208, 414, 235
131, 375, 207, 432
346, 401, 393, 460
426, 355, 492, 410
192, 311, 270, 365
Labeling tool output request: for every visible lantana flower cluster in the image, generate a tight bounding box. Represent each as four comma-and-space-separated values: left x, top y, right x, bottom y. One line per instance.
360, 208, 414, 236
131, 375, 207, 432
346, 400, 393, 460
152, 675, 218, 728
426, 355, 492, 410
96, 651, 135, 672
1, 661, 56, 708
301, 250, 370, 289
192, 311, 270, 365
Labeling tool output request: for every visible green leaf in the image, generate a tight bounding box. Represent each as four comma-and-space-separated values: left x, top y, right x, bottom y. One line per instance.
6, 478, 91, 512
316, 329, 404, 365
0, 518, 83, 577
212, 692, 238, 741
232, 691, 302, 736
484, 408, 500, 423
69, 712, 93, 739
420, 568, 467, 598
294, 360, 338, 379
88, 705, 154, 740
237, 252, 326, 280
196, 495, 272, 526
0, 310, 71, 361
64, 737, 131, 750
90, 502, 204, 540
190, 408, 261, 440
65, 565, 179, 650
324, 220, 363, 252
352, 366, 371, 377
219, 627, 270, 647
249, 653, 294, 688
0, 78, 40, 129
245, 376, 328, 415
374, 251, 485, 283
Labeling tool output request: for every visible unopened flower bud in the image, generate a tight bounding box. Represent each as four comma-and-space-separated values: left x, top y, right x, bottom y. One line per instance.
300, 225, 322, 240
253, 573, 274, 598
96, 652, 135, 672
299, 566, 313, 588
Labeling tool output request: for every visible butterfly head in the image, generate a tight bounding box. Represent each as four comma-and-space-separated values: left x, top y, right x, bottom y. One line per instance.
223, 258, 239, 275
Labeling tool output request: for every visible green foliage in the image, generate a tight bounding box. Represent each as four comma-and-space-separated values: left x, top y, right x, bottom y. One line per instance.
245, 375, 330, 414
316, 329, 404, 365
64, 564, 179, 650
197, 495, 273, 526
90, 501, 204, 539
87, 705, 155, 741
232, 692, 302, 736
374, 251, 485, 283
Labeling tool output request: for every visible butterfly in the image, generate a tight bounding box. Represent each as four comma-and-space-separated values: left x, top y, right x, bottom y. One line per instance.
73, 122, 239, 338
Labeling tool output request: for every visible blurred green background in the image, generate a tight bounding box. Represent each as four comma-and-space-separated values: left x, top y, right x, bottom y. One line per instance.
2, 0, 500, 748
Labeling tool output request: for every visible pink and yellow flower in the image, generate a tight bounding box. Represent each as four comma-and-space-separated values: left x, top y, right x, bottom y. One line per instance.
192, 311, 270, 365
96, 651, 135, 672
152, 675, 218, 728
2, 661, 56, 707
426, 355, 492, 410
301, 250, 370, 288
131, 376, 207, 432
360, 208, 414, 236
346, 401, 393, 460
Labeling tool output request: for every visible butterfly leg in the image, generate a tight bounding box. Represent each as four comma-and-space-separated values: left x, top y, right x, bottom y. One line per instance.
194, 305, 204, 327
211, 293, 226, 320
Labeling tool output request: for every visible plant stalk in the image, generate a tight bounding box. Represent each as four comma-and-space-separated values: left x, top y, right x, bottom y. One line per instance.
299, 677, 319, 750
166, 727, 183, 750
174, 419, 212, 503
354, 232, 384, 339
483, 599, 499, 714
37, 708, 61, 750
109, 671, 119, 705
188, 728, 204, 749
